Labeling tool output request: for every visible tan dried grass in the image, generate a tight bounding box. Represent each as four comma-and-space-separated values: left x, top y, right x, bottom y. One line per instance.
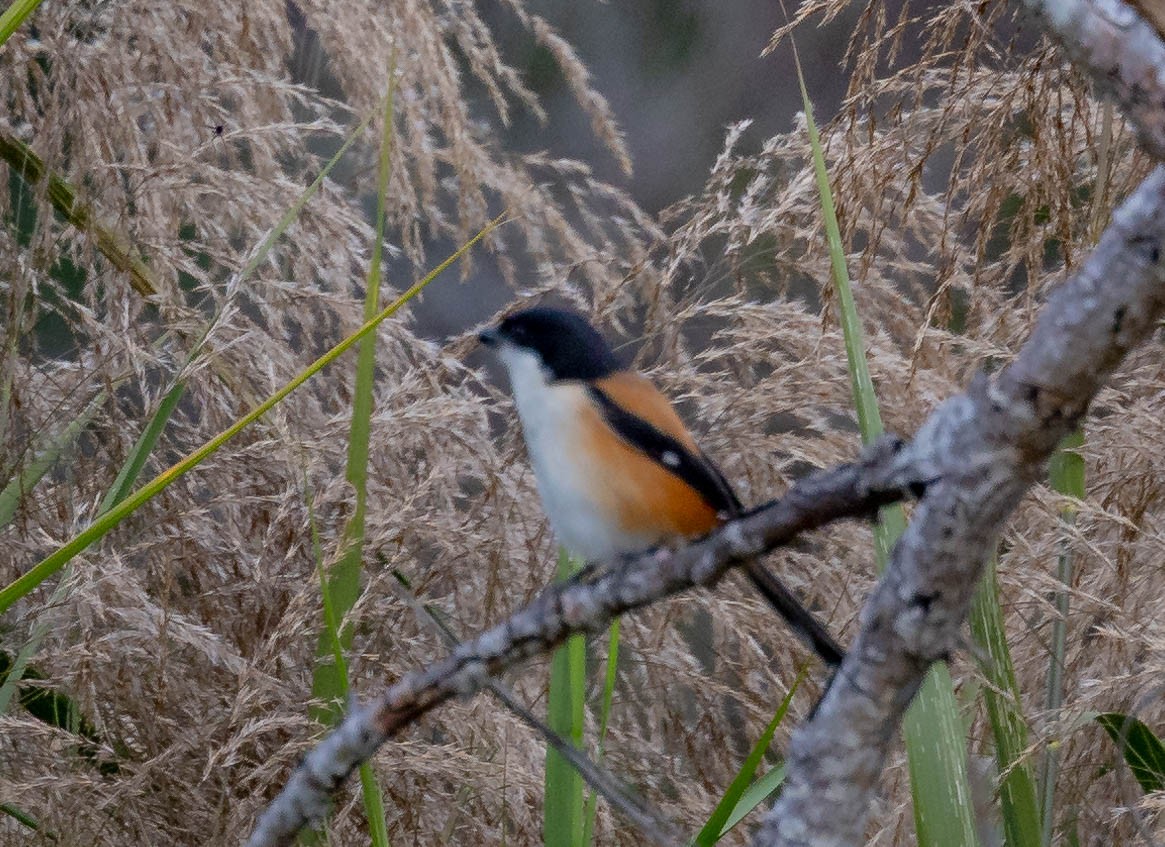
1, 1, 1162, 845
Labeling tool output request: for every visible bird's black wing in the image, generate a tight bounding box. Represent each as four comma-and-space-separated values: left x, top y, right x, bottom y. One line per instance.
586, 385, 742, 517
587, 384, 846, 667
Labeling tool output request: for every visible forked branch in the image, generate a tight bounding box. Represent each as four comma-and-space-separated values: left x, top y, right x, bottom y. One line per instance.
757, 0, 1165, 837
759, 164, 1165, 846
246, 0, 1165, 844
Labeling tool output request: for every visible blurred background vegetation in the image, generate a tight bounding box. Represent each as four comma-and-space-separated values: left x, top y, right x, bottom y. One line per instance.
1, 0, 1163, 845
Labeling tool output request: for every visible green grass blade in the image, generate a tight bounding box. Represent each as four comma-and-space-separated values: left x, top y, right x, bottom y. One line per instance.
970, 553, 1042, 847
0, 0, 42, 46
305, 480, 391, 846
718, 764, 787, 836
694, 667, 806, 845
1041, 428, 1085, 844
545, 641, 580, 844
360, 774, 391, 847
792, 41, 979, 847
233, 111, 376, 288
569, 608, 587, 742
303, 65, 395, 847
801, 117, 880, 444
581, 618, 620, 845
97, 381, 186, 515
0, 132, 158, 296
0, 390, 106, 528
0, 212, 505, 615
311, 61, 398, 727
1, 373, 183, 770
0, 801, 53, 838
1095, 713, 1165, 794
546, 548, 586, 847
307, 483, 348, 685
596, 620, 620, 748
904, 664, 979, 845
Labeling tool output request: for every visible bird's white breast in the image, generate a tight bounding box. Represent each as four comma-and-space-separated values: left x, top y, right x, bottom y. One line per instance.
497, 345, 648, 561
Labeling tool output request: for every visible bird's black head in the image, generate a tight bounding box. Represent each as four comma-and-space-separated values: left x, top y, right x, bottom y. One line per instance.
479, 306, 623, 381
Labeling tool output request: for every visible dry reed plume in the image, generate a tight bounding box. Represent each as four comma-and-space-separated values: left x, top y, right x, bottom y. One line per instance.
1, 0, 1162, 845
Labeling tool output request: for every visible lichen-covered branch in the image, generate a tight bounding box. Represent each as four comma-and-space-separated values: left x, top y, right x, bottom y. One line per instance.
757, 165, 1165, 846
387, 572, 680, 845
244, 437, 916, 847
247, 154, 1165, 845
243, 4, 1165, 845
753, 0, 1165, 838
1021, 0, 1165, 160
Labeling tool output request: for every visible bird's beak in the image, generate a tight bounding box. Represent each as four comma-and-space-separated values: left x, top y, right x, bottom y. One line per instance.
478, 327, 501, 347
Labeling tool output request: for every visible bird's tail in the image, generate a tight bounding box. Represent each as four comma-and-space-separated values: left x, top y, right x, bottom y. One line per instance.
742, 562, 846, 667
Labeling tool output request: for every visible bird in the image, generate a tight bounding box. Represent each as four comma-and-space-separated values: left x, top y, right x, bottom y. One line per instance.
478, 305, 844, 666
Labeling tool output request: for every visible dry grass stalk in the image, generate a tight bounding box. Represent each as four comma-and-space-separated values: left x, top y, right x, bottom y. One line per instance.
2, 0, 1164, 845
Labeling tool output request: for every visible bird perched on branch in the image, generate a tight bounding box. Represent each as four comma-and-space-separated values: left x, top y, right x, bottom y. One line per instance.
479, 305, 844, 666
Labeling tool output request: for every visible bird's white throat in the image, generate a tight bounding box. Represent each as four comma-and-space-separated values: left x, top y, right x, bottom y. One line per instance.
495, 342, 640, 561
